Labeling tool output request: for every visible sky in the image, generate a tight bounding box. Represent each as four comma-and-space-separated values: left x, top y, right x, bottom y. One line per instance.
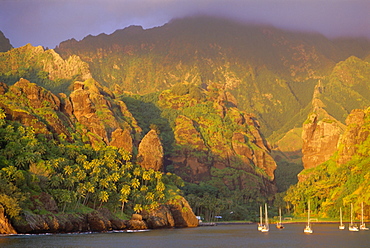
0, 0, 369, 49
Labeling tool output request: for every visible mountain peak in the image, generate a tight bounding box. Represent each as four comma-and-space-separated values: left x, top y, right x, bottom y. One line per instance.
0, 30, 13, 52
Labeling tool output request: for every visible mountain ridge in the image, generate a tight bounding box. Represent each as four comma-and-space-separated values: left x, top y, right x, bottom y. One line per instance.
53, 16, 370, 140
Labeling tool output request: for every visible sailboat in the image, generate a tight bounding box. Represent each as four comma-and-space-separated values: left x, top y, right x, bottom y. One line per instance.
258, 205, 264, 231
276, 207, 284, 229
349, 203, 359, 231
360, 202, 369, 231
260, 203, 269, 232
339, 207, 345, 230
304, 200, 313, 234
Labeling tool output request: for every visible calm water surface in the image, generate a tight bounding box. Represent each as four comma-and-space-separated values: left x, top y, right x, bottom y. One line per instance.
1, 224, 369, 248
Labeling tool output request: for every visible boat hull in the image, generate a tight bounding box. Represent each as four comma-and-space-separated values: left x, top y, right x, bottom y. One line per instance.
304, 225, 313, 234
349, 226, 359, 232
360, 224, 369, 231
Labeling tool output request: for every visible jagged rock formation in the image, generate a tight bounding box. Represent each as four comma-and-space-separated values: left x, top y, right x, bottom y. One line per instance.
164, 86, 278, 195
166, 196, 199, 227
337, 109, 368, 165
285, 106, 370, 217
0, 205, 17, 234
0, 78, 138, 149
143, 196, 198, 229
301, 81, 345, 170
0, 44, 91, 82
301, 112, 345, 170
0, 31, 12, 52
109, 128, 133, 153
0, 78, 73, 138
137, 129, 164, 171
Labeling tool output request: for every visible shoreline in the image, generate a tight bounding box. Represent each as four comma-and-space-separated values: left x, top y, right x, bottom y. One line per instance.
203, 221, 368, 225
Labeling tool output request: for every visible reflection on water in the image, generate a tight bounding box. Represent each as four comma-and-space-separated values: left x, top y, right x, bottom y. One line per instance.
1, 224, 369, 248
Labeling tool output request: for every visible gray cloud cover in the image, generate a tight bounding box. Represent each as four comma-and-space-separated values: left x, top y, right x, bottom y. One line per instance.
0, 0, 369, 48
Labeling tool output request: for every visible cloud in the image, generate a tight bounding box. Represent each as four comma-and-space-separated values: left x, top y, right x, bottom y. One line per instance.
0, 0, 369, 48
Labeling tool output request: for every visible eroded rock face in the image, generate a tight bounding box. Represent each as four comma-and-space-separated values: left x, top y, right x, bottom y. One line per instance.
11, 209, 129, 234
0, 30, 12, 52
0, 82, 9, 94
302, 112, 345, 170
170, 110, 277, 193
137, 129, 164, 171
109, 128, 133, 153
143, 206, 175, 229
12, 212, 89, 234
167, 197, 198, 228
337, 109, 369, 165
141, 196, 199, 229
0, 79, 73, 138
10, 78, 61, 110
69, 79, 135, 148
87, 211, 112, 232
125, 214, 147, 230
0, 205, 17, 234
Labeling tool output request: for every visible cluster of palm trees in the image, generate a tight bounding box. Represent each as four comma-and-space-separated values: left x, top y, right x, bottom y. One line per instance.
0, 110, 182, 218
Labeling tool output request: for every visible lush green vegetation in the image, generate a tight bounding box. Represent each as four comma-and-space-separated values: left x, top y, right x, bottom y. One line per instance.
0, 108, 183, 220
2, 17, 370, 224
54, 16, 370, 140
284, 107, 370, 219
119, 83, 276, 222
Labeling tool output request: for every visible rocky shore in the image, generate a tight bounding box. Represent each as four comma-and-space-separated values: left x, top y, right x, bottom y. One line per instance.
0, 196, 198, 235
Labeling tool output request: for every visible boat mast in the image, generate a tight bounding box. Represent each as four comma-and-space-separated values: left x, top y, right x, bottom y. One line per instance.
260, 205, 263, 226
279, 207, 282, 225
265, 203, 269, 228
351, 203, 353, 226
362, 202, 364, 226
307, 200, 310, 227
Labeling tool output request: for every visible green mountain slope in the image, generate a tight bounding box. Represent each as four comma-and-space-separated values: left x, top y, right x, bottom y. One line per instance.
55, 16, 370, 139
0, 44, 91, 94
285, 107, 370, 218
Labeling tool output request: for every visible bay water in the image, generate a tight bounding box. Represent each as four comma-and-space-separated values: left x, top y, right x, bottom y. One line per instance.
1, 223, 369, 248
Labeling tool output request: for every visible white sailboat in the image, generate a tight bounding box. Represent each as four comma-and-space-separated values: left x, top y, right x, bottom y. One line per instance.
276, 207, 284, 229
260, 203, 269, 232
304, 200, 313, 234
339, 207, 345, 230
258, 205, 264, 231
349, 203, 359, 231
360, 202, 369, 231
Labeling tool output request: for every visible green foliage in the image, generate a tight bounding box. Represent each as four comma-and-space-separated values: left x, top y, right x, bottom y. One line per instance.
0, 109, 182, 219
120, 93, 175, 155
285, 121, 370, 218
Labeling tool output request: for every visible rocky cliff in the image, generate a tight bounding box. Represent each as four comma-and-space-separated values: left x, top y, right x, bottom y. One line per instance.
0, 44, 91, 81
285, 106, 370, 217
301, 81, 345, 171
137, 129, 164, 171
160, 86, 278, 196
0, 78, 139, 150
0, 31, 12, 52
0, 206, 16, 234
336, 108, 369, 165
